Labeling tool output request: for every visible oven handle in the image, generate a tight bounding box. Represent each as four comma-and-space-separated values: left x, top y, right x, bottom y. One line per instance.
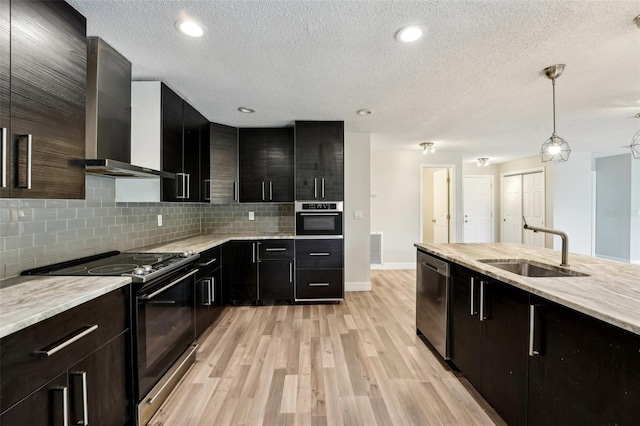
146, 344, 198, 405
139, 269, 198, 300
299, 213, 340, 216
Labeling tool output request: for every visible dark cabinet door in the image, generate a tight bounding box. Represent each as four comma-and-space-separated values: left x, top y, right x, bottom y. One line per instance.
210, 123, 238, 204
223, 241, 258, 304
449, 264, 482, 388
200, 119, 211, 202
259, 260, 294, 302
238, 127, 293, 202
9, 0, 86, 199
527, 296, 640, 426
161, 84, 184, 201
0, 372, 68, 426
295, 121, 344, 201
182, 102, 205, 202
68, 332, 131, 426
479, 279, 529, 426
195, 267, 223, 339
0, 0, 9, 198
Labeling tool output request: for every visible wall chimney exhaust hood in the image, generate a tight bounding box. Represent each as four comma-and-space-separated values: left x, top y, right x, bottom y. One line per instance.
84, 37, 173, 179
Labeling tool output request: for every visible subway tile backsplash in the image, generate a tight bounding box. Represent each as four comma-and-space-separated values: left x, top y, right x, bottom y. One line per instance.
0, 175, 294, 279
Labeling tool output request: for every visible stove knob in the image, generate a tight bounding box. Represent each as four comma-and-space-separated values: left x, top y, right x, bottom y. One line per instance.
142, 265, 153, 272
182, 250, 193, 257
133, 267, 145, 275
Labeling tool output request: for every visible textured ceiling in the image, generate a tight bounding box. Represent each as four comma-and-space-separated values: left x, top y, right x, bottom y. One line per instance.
67, 0, 640, 163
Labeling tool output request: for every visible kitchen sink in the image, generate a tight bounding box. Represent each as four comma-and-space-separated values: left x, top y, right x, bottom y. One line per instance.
478, 259, 589, 278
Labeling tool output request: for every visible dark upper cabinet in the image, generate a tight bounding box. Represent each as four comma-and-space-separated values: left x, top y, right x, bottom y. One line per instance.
160, 83, 209, 202
527, 295, 640, 426
210, 123, 238, 204
1, 0, 86, 199
238, 127, 294, 202
295, 121, 344, 201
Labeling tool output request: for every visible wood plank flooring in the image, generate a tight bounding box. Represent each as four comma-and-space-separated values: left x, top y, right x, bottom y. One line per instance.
149, 270, 504, 426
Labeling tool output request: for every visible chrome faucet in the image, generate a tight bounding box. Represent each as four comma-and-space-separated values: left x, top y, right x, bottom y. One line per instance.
523, 217, 570, 267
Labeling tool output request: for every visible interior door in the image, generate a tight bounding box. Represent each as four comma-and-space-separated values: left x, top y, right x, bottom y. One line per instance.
502, 174, 522, 243
522, 172, 545, 247
463, 176, 493, 243
433, 169, 450, 243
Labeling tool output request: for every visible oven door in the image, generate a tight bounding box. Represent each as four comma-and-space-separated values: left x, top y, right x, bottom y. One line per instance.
135, 268, 196, 400
296, 212, 343, 236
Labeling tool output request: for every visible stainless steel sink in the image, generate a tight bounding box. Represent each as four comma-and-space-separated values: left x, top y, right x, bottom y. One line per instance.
478, 259, 589, 278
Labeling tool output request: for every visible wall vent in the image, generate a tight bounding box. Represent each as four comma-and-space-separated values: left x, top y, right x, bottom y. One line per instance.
370, 232, 382, 265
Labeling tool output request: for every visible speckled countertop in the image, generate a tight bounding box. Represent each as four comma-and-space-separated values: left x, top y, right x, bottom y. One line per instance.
0, 233, 294, 339
415, 243, 640, 336
0, 275, 131, 339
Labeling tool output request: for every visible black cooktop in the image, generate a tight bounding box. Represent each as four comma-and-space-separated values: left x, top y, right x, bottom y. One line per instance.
22, 251, 198, 283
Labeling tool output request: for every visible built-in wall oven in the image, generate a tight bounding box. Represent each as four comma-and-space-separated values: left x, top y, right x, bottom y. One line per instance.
295, 201, 343, 237
22, 250, 200, 425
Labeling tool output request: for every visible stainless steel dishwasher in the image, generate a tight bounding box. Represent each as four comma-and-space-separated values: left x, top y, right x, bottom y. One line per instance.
416, 250, 450, 359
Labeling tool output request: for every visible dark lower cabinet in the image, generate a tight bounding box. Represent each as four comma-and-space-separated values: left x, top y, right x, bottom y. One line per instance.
527, 295, 640, 426
196, 267, 223, 339
259, 260, 293, 301
295, 239, 343, 301
223, 241, 258, 304
0, 372, 68, 425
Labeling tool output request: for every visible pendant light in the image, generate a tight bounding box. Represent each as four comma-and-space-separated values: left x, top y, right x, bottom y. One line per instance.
630, 113, 640, 160
540, 64, 571, 162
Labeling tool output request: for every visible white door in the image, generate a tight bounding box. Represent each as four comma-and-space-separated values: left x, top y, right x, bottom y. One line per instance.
433, 169, 450, 243
502, 174, 523, 243
522, 172, 545, 247
463, 176, 493, 243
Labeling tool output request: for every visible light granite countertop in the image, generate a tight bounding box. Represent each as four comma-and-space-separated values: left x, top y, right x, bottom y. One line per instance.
0, 233, 294, 339
0, 275, 131, 339
415, 243, 640, 336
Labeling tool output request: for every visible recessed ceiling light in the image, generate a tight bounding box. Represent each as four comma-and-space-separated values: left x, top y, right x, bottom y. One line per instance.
238, 107, 255, 113
356, 109, 372, 115
175, 19, 204, 37
395, 25, 423, 43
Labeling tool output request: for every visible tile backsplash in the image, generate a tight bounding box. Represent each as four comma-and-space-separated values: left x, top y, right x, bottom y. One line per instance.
0, 175, 294, 279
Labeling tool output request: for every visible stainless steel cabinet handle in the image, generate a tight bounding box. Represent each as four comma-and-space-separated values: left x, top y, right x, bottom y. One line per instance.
1, 128, 6, 188
265, 248, 286, 252
479, 280, 486, 321
51, 386, 69, 426
198, 258, 217, 267
309, 252, 330, 256
177, 173, 187, 199
233, 181, 238, 201
147, 345, 198, 405
203, 278, 212, 306
205, 179, 212, 201
470, 277, 475, 316
299, 213, 339, 216
16, 134, 32, 189
33, 325, 99, 357
289, 262, 293, 283
70, 371, 89, 426
261, 181, 265, 201
140, 269, 198, 299
211, 277, 216, 302
309, 282, 329, 287
269, 181, 273, 200
529, 304, 543, 357
321, 178, 325, 198
252, 243, 256, 263
314, 178, 318, 198
186, 173, 190, 199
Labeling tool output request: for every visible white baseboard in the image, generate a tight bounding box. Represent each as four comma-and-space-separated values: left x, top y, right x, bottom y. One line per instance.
632, 259, 640, 265
345, 281, 372, 292
371, 262, 415, 270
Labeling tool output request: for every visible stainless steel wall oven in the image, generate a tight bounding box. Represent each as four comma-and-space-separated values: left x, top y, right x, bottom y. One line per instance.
295, 201, 343, 237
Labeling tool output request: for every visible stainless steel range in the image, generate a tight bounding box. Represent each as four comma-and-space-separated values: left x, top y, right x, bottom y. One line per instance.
23, 250, 200, 425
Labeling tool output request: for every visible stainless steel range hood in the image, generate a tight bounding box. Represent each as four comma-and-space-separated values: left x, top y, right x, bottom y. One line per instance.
84, 37, 173, 179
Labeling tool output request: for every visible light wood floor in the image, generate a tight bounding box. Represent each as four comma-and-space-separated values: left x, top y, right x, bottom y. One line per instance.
149, 270, 504, 426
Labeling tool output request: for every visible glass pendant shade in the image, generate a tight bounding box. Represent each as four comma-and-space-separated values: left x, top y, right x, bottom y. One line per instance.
541, 132, 571, 162
631, 130, 640, 159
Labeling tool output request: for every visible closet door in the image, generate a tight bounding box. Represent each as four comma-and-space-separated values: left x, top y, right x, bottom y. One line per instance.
522, 172, 545, 247
501, 174, 522, 243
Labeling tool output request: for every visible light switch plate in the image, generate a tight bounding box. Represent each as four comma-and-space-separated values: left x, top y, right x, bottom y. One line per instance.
249, 211, 255, 221
354, 210, 363, 219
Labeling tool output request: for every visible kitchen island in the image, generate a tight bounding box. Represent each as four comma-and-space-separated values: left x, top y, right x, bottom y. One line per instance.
415, 242, 640, 426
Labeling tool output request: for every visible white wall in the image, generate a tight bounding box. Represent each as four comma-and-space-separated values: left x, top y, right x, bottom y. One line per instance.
344, 133, 371, 291
370, 142, 463, 268
631, 158, 640, 264
553, 152, 593, 256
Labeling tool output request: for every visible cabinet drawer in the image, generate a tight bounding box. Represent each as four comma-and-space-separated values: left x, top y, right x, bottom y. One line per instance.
296, 270, 343, 300
259, 240, 294, 260
0, 286, 129, 413
196, 245, 222, 279
295, 239, 343, 269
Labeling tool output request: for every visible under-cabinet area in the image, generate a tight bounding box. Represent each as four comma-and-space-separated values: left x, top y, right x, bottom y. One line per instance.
415, 243, 640, 426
